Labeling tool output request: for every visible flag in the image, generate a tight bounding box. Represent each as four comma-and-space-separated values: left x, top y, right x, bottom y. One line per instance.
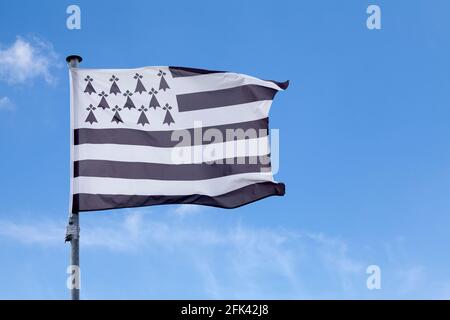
69, 66, 288, 212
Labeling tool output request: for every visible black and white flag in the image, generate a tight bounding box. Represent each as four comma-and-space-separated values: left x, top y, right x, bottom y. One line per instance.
70, 66, 288, 212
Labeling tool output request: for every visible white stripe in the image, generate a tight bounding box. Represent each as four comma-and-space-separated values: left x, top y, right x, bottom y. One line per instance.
74, 172, 275, 196
74, 137, 270, 164
171, 72, 284, 94
74, 100, 272, 130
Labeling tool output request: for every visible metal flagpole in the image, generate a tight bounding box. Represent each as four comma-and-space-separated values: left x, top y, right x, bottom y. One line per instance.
65, 54, 83, 300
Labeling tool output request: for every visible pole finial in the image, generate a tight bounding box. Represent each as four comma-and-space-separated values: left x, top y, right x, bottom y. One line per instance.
66, 55, 83, 64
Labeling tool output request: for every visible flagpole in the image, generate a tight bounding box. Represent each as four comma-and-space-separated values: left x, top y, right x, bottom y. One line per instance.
65, 54, 83, 301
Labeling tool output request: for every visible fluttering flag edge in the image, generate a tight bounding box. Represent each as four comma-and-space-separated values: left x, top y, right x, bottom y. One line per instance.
169, 66, 290, 91
72, 182, 285, 213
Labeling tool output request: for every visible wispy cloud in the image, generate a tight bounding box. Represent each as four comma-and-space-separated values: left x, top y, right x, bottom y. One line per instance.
172, 204, 205, 216
2, 212, 449, 298
0, 211, 365, 298
0, 96, 14, 110
0, 219, 62, 245
0, 36, 60, 85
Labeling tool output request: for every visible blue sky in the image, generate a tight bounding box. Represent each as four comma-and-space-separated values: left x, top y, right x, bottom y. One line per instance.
1, 0, 450, 299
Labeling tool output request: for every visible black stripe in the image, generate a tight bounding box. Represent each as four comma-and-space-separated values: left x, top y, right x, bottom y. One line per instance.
74, 156, 271, 180
177, 85, 278, 112
169, 66, 225, 78
72, 182, 285, 212
75, 118, 268, 147
169, 66, 289, 90
266, 80, 290, 90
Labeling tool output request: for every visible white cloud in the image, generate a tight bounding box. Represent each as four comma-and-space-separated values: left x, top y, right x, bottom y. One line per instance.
1, 213, 449, 299
173, 204, 205, 216
0, 219, 62, 245
0, 212, 365, 298
0, 96, 14, 110
0, 36, 60, 85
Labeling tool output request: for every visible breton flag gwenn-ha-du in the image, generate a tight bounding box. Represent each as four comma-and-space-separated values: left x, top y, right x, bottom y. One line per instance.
69, 66, 288, 213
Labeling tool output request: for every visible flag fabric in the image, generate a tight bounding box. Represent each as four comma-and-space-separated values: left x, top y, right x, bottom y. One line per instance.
69, 66, 288, 213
